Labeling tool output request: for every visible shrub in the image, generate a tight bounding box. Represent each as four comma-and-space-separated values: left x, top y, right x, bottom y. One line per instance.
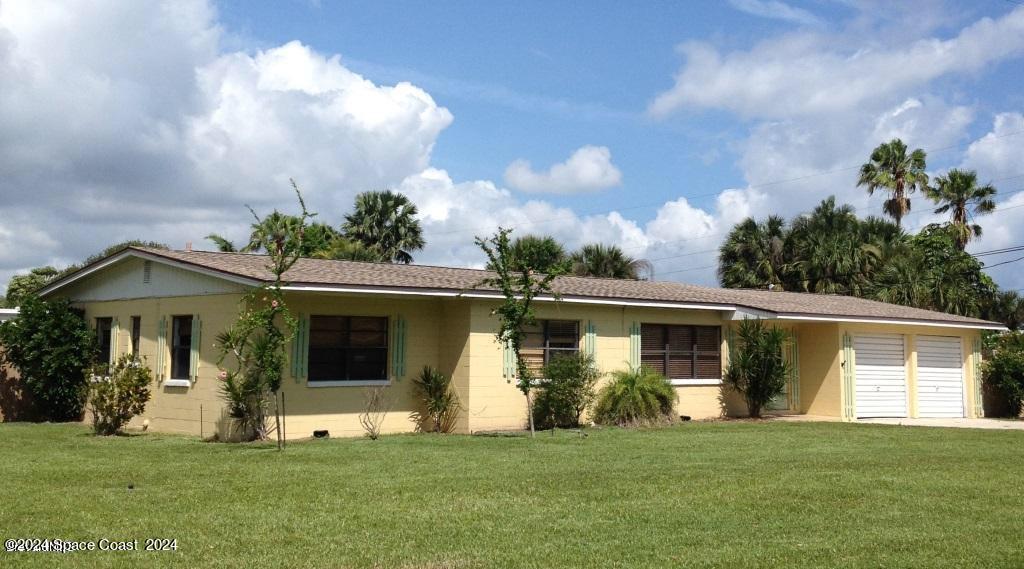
0, 296, 95, 421
593, 366, 677, 427
982, 331, 1024, 417
359, 386, 391, 440
411, 366, 460, 433
531, 353, 600, 429
723, 318, 791, 419
87, 354, 153, 435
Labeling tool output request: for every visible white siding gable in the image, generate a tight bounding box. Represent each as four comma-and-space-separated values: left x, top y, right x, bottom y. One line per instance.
57, 257, 247, 301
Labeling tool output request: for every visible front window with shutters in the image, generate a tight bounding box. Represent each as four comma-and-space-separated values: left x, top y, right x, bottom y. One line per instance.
170, 315, 193, 381
308, 316, 388, 382
640, 324, 722, 380
521, 320, 580, 375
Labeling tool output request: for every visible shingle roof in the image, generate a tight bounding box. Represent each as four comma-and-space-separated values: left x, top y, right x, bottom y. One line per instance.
55, 247, 1004, 328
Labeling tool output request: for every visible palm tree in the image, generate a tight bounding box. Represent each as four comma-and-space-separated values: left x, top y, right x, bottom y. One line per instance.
487, 235, 568, 274
857, 138, 929, 227
718, 216, 790, 289
788, 197, 882, 295
343, 190, 425, 264
206, 234, 238, 252
312, 237, 385, 262
925, 169, 997, 250
570, 244, 653, 280
986, 290, 1024, 331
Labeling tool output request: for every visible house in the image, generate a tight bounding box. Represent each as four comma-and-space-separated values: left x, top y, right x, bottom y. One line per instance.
39, 247, 1004, 438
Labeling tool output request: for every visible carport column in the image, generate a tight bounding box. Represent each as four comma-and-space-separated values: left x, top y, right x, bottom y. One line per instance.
841, 333, 855, 421
906, 335, 918, 419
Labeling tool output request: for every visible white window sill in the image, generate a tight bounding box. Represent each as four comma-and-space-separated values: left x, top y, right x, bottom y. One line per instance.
669, 378, 722, 386
163, 379, 191, 388
307, 380, 391, 388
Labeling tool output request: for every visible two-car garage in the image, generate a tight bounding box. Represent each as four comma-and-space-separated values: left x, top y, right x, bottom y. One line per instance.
852, 334, 966, 419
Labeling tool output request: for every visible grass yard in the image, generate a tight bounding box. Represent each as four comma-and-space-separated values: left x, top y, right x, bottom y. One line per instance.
1, 422, 1022, 569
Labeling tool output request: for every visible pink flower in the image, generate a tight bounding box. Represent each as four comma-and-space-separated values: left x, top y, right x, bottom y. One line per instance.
271, 300, 279, 308
218, 370, 228, 381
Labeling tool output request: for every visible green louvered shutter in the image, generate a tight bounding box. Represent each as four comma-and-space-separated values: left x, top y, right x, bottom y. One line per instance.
189, 315, 202, 382
109, 317, 119, 364
841, 333, 855, 420
156, 316, 167, 381
628, 321, 640, 368
502, 339, 515, 382
391, 315, 407, 379
584, 321, 597, 358
291, 314, 310, 382
972, 338, 984, 418
788, 331, 800, 411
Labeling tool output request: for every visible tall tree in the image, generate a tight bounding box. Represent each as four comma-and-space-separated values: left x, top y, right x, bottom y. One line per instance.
570, 244, 653, 280
486, 235, 568, 274
5, 266, 60, 306
312, 237, 385, 262
857, 138, 929, 227
718, 216, 790, 289
925, 168, 997, 250
343, 190, 424, 264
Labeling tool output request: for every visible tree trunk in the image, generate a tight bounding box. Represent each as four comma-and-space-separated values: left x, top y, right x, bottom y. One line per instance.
525, 388, 536, 437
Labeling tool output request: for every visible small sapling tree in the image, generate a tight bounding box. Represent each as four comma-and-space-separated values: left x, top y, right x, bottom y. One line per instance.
476, 228, 562, 437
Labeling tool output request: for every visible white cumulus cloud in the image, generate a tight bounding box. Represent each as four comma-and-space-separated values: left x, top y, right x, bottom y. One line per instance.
504, 145, 622, 194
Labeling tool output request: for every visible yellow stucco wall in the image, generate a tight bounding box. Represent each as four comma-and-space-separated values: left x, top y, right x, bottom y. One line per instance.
795, 322, 843, 417
463, 300, 744, 432
79, 294, 244, 437
74, 286, 987, 438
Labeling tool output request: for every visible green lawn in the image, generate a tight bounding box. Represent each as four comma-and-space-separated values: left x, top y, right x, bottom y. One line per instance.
1, 422, 1022, 568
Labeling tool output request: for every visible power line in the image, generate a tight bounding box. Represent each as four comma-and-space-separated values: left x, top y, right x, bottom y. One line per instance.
644, 186, 1024, 266
425, 130, 1024, 241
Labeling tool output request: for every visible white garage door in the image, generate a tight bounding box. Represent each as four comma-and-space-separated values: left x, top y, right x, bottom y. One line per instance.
854, 335, 908, 418
916, 336, 965, 418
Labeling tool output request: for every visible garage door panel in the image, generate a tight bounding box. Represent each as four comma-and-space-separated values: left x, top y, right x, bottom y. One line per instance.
854, 335, 907, 418
915, 335, 965, 418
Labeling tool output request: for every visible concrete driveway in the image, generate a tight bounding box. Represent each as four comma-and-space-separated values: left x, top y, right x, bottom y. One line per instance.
857, 417, 1024, 430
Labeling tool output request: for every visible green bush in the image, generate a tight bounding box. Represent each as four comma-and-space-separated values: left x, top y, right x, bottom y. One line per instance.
723, 318, 791, 418
411, 366, 460, 433
0, 296, 95, 421
532, 353, 600, 429
982, 331, 1024, 417
593, 366, 677, 427
87, 354, 153, 435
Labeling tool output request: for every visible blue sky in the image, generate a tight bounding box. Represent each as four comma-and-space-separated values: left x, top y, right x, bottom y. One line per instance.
1, 0, 1023, 289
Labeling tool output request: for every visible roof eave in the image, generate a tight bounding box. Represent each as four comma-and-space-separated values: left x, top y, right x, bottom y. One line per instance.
774, 313, 1006, 331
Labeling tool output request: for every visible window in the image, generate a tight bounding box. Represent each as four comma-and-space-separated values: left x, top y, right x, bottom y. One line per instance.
308, 316, 388, 382
96, 317, 113, 366
130, 316, 141, 358
522, 320, 579, 374
170, 315, 193, 381
640, 324, 721, 380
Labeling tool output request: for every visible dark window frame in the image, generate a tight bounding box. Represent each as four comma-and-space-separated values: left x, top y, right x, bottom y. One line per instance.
307, 315, 390, 382
640, 324, 722, 380
96, 317, 113, 366
130, 316, 142, 358
170, 315, 193, 381
523, 319, 580, 367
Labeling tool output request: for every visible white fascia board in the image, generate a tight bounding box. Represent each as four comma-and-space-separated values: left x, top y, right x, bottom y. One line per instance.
282, 285, 735, 311
775, 313, 1006, 331
39, 250, 262, 297
724, 307, 777, 321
